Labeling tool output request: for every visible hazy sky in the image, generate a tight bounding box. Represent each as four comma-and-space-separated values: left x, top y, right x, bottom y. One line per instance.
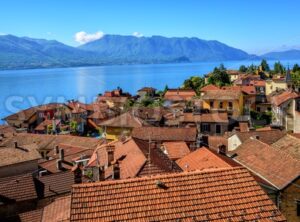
1, 0, 299, 54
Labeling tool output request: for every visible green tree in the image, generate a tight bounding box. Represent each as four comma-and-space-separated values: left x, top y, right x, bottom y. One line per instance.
273, 61, 285, 74
47, 124, 53, 134
293, 64, 300, 73
292, 70, 300, 88
181, 76, 205, 93
260, 59, 270, 72
239, 65, 247, 73
208, 64, 230, 87
70, 121, 78, 133
247, 64, 257, 74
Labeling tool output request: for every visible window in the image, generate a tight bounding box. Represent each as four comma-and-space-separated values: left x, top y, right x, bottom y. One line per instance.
297, 200, 300, 216
201, 123, 210, 133
256, 107, 261, 112
216, 124, 221, 134
228, 102, 233, 109
210, 101, 214, 108
219, 102, 223, 109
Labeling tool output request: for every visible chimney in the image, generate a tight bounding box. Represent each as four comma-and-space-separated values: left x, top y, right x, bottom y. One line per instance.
54, 145, 59, 155
14, 141, 18, 148
106, 145, 114, 166
59, 148, 64, 161
251, 135, 260, 140
73, 164, 82, 184
93, 166, 105, 181
112, 162, 120, 180
150, 141, 156, 149
218, 144, 227, 155
56, 159, 63, 170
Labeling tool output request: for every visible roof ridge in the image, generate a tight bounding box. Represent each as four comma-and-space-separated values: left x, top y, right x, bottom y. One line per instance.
72, 166, 246, 188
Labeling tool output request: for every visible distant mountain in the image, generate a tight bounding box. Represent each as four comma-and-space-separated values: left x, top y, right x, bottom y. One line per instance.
79, 35, 253, 62
0, 34, 255, 70
262, 49, 300, 60
0, 35, 102, 69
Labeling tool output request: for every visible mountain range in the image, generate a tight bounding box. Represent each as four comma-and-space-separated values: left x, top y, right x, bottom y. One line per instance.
0, 34, 299, 70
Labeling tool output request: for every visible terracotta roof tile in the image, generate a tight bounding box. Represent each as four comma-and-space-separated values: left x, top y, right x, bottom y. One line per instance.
0, 173, 37, 202
180, 112, 228, 123
202, 89, 242, 100
271, 91, 300, 106
42, 195, 71, 222
271, 134, 300, 160
0, 143, 41, 168
87, 138, 180, 179
0, 133, 100, 153
176, 147, 233, 171
207, 135, 228, 151
35, 171, 74, 198
132, 127, 197, 142
39, 148, 94, 174
234, 130, 285, 145
70, 167, 286, 221
222, 85, 256, 95
99, 112, 149, 128
239, 122, 249, 132
200, 84, 219, 92
164, 89, 196, 101
250, 80, 266, 87
231, 138, 300, 189
162, 142, 190, 160
34, 119, 60, 131
18, 209, 43, 222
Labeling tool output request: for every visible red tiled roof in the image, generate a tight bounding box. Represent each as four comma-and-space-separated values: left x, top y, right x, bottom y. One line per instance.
239, 122, 249, 132
231, 138, 300, 190
34, 119, 60, 131
0, 133, 100, 152
70, 167, 286, 221
250, 80, 266, 87
0, 173, 37, 202
207, 135, 228, 151
222, 85, 256, 95
202, 89, 242, 100
87, 138, 180, 179
234, 130, 285, 145
138, 87, 156, 92
176, 147, 232, 171
271, 134, 300, 160
42, 195, 71, 222
200, 84, 219, 92
271, 91, 300, 106
36, 171, 75, 198
162, 142, 190, 160
18, 209, 43, 222
99, 112, 149, 128
39, 148, 94, 174
0, 143, 41, 167
164, 89, 196, 101
132, 127, 197, 142
180, 112, 228, 123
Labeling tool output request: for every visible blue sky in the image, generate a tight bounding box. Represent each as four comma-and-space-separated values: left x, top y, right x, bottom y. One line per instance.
0, 0, 299, 54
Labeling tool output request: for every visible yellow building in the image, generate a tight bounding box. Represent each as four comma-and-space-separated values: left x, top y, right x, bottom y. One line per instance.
202, 89, 244, 117
265, 70, 293, 95
99, 112, 148, 141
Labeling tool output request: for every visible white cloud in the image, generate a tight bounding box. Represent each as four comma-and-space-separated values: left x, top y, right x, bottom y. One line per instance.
132, 32, 143, 38
74, 31, 105, 44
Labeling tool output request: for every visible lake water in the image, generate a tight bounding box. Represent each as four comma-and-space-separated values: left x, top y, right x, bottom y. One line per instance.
1, 59, 300, 123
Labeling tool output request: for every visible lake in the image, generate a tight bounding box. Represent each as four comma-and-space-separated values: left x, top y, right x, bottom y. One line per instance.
0, 59, 299, 123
